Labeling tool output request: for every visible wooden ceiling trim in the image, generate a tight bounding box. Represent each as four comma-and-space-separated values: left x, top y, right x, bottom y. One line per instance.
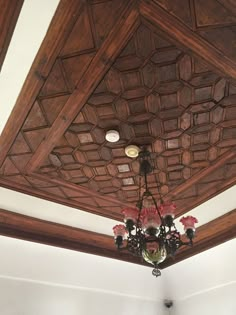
169, 153, 236, 216
0, 0, 24, 71
0, 0, 84, 168
0, 208, 234, 268
25, 2, 140, 174
165, 150, 236, 200
174, 175, 236, 217
0, 177, 123, 221
32, 172, 132, 208
139, 0, 236, 79
161, 209, 236, 268
0, 208, 143, 265
15, 18, 234, 217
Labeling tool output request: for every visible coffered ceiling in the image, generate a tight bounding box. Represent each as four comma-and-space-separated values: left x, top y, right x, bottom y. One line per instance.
0, 0, 235, 268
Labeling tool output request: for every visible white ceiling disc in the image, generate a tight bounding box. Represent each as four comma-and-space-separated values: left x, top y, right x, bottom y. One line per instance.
105, 130, 120, 143
125, 145, 140, 158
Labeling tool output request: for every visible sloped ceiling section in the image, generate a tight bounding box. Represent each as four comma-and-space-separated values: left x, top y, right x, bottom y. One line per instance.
0, 0, 235, 267
0, 0, 24, 71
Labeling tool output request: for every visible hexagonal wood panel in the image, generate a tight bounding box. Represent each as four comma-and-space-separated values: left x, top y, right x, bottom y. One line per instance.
1, 0, 236, 223
36, 22, 236, 211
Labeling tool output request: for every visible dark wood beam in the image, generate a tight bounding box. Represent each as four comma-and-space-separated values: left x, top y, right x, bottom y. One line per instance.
0, 208, 142, 265
0, 0, 24, 71
0, 177, 124, 221
0, 208, 234, 268
174, 176, 236, 217
139, 0, 236, 79
25, 1, 139, 173
0, 0, 85, 168
165, 150, 235, 200
164, 150, 236, 217
32, 173, 133, 209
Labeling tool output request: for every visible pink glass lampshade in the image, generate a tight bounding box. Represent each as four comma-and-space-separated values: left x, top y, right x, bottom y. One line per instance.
113, 224, 127, 238
140, 208, 161, 231
159, 202, 176, 218
122, 207, 139, 224
180, 216, 198, 231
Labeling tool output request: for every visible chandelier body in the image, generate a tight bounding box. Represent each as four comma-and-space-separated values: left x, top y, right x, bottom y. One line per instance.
113, 150, 198, 277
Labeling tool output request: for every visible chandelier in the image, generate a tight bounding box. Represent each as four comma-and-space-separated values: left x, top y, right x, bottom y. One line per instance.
113, 149, 198, 277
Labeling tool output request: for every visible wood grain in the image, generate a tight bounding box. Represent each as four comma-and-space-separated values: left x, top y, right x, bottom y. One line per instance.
32, 172, 133, 208
0, 208, 234, 268
173, 171, 236, 217
0, 0, 24, 71
25, 1, 140, 173
218, 0, 236, 15
0, 177, 124, 221
1, 17, 236, 220
0, 208, 141, 264
140, 0, 236, 78
165, 150, 236, 200
160, 209, 236, 268
0, 0, 85, 167
0, 0, 236, 264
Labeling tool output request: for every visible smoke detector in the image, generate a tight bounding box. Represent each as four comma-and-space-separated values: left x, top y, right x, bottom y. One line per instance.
125, 145, 140, 158
105, 130, 120, 143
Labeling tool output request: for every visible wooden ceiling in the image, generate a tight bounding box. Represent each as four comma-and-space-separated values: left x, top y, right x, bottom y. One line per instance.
0, 0, 24, 71
0, 0, 235, 267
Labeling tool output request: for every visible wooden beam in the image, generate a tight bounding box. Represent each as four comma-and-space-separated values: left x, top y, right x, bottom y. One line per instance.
0, 177, 123, 221
0, 208, 234, 268
0, 0, 24, 71
0, 209, 143, 265
174, 176, 236, 217
139, 0, 236, 79
0, 0, 85, 168
164, 150, 236, 200
163, 148, 236, 217
25, 1, 140, 173
160, 209, 236, 268
32, 172, 133, 209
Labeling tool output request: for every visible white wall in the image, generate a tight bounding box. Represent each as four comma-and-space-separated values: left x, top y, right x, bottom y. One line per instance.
164, 239, 236, 315
0, 277, 163, 315
0, 236, 166, 315
174, 283, 236, 315
0, 236, 163, 300
164, 239, 236, 300
0, 236, 235, 315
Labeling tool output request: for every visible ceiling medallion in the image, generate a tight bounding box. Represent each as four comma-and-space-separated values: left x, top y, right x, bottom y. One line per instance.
113, 149, 198, 277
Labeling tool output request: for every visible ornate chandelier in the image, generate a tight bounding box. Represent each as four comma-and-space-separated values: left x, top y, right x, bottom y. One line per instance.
113, 150, 198, 277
